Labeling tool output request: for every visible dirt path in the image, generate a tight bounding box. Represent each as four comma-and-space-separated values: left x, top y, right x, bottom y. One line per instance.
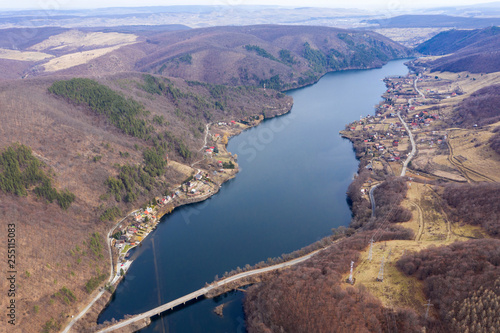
410, 201, 425, 242
369, 184, 380, 218
446, 139, 495, 182
198, 123, 211, 152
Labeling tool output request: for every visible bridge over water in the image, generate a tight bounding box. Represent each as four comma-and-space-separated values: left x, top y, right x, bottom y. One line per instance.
97, 249, 323, 332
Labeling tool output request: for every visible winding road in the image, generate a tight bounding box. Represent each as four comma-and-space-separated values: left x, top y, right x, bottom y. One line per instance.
369, 184, 379, 218
62, 210, 138, 333
413, 76, 426, 99
398, 76, 425, 177
397, 111, 416, 177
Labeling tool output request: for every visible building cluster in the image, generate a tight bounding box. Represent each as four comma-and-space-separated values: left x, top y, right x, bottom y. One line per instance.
344, 73, 457, 174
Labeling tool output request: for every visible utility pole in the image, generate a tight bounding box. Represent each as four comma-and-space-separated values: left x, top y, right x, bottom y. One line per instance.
387, 248, 392, 261
348, 261, 354, 284
377, 256, 385, 282
368, 238, 374, 261
424, 299, 433, 320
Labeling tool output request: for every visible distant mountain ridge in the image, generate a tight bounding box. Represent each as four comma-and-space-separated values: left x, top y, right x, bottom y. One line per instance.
365, 15, 500, 29
415, 26, 500, 55
0, 24, 409, 88
413, 26, 500, 73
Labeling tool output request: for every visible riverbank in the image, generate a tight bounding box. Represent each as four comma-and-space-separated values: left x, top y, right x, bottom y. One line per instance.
91, 59, 414, 333
241, 58, 500, 332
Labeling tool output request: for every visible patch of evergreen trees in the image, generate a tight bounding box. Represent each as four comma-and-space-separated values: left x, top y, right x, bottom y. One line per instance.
49, 78, 153, 139
0, 144, 75, 209
244, 45, 280, 62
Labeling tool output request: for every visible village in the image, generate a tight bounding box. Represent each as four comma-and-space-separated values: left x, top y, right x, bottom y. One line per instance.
341, 70, 465, 194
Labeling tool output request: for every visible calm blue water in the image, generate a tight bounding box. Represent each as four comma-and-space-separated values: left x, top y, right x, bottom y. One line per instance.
98, 59, 410, 332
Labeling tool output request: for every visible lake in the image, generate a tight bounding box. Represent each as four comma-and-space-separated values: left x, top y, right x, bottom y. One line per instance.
98, 59, 410, 332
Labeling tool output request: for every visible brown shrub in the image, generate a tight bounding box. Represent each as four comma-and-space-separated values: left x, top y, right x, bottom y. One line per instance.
442, 182, 500, 237
245, 232, 422, 333
396, 239, 500, 332
453, 84, 500, 127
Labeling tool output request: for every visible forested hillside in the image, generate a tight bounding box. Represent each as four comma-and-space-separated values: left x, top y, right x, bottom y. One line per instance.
452, 84, 500, 127
442, 182, 500, 237
132, 25, 409, 89
397, 240, 500, 332
0, 143, 75, 209
415, 27, 500, 55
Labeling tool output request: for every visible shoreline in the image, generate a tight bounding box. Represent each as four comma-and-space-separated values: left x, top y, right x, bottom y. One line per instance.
102, 58, 407, 282
280, 58, 414, 93
66, 58, 410, 332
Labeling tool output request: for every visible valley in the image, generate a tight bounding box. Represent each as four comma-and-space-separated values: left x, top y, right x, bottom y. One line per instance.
0, 4, 498, 333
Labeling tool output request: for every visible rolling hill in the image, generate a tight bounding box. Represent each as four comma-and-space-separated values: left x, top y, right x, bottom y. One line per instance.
415, 26, 500, 55
0, 25, 409, 89
413, 27, 500, 73
131, 25, 409, 89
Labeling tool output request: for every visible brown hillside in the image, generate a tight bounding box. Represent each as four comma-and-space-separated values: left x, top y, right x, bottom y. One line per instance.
453, 84, 500, 127
1, 25, 409, 88
132, 25, 409, 88
414, 27, 500, 74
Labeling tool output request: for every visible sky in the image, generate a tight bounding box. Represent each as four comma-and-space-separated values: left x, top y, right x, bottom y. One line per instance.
2, 0, 498, 11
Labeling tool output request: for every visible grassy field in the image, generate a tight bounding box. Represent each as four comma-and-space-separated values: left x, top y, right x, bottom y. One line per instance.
43, 44, 137, 72
447, 127, 500, 182
0, 48, 54, 61
28, 30, 137, 52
